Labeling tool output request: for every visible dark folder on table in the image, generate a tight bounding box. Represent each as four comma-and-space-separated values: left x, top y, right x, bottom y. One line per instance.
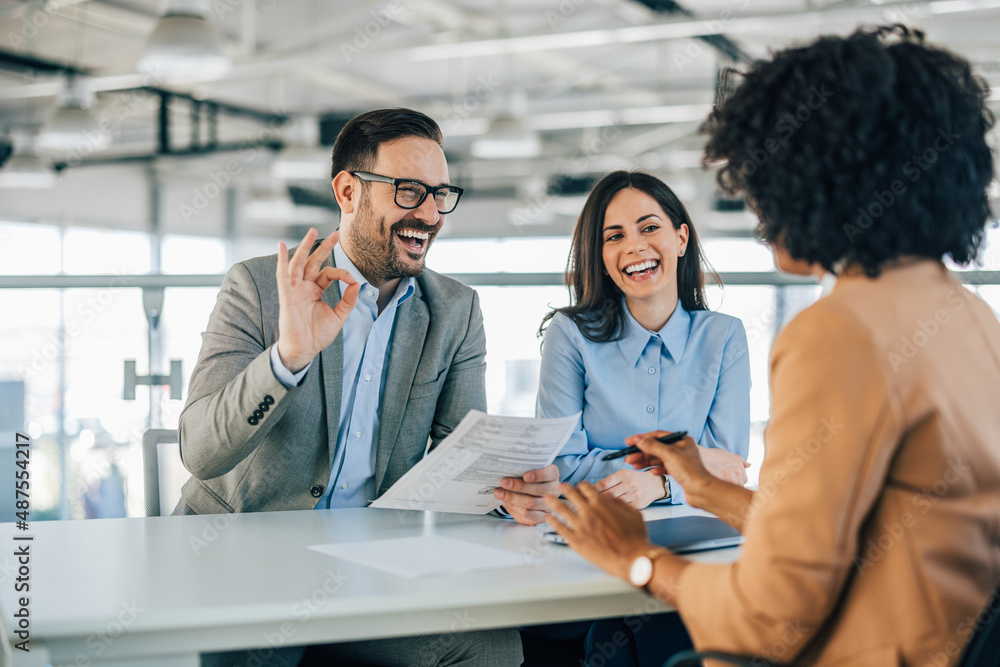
646, 515, 743, 554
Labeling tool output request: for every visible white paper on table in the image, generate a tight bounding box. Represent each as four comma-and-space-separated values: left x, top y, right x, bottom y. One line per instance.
369, 409, 580, 514
309, 535, 527, 579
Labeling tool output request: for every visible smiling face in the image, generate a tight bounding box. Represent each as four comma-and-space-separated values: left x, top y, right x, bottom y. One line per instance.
601, 187, 689, 320
338, 135, 450, 287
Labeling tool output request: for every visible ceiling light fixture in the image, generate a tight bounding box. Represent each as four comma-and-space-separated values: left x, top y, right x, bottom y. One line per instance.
37, 77, 109, 153
271, 118, 329, 181
470, 113, 542, 160
137, 0, 230, 79
0, 133, 57, 189
244, 180, 333, 224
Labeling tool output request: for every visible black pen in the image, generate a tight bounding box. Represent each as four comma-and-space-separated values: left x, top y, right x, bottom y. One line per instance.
601, 430, 688, 461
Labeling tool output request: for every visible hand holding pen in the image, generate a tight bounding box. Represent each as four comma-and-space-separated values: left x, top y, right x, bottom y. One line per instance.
601, 430, 688, 461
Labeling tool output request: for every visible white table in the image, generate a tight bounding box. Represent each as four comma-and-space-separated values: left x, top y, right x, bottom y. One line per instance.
0, 505, 738, 667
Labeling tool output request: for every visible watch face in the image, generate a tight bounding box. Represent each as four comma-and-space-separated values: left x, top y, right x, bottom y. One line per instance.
629, 556, 653, 587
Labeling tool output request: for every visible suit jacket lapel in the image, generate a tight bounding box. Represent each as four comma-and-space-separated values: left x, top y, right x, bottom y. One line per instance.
319, 251, 344, 467
375, 280, 428, 492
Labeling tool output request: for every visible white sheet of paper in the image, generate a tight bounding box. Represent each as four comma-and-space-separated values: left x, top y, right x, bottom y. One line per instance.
369, 410, 580, 514
309, 535, 527, 579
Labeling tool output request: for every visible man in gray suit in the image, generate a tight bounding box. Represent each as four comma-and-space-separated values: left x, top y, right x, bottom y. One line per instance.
177, 108, 524, 666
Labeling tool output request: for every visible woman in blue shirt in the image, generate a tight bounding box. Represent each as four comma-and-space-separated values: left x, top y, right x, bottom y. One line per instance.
538, 170, 751, 509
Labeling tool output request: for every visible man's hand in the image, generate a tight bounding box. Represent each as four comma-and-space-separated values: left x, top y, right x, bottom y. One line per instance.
276, 228, 360, 373
494, 465, 560, 526
593, 468, 666, 509
544, 482, 651, 580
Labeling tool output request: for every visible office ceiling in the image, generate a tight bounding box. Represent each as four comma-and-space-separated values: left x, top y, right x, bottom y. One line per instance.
1, 0, 999, 238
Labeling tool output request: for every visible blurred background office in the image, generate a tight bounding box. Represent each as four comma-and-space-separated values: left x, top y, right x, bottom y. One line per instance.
0, 0, 997, 522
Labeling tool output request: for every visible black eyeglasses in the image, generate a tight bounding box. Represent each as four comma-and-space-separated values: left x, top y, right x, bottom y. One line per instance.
352, 171, 464, 214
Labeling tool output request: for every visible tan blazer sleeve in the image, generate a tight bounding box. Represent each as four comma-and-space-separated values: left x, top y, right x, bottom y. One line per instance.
675, 301, 904, 661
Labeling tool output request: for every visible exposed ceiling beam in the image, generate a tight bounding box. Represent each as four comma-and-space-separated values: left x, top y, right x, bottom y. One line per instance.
404, 0, 1000, 60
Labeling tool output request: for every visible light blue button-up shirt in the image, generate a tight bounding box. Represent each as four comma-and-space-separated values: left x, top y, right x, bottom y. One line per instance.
536, 301, 750, 505
270, 243, 414, 509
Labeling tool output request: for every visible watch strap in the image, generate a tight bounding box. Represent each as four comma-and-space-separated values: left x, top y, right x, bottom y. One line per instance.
637, 547, 669, 591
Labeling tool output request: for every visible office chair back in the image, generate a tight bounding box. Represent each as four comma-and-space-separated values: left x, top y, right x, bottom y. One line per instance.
142, 428, 182, 517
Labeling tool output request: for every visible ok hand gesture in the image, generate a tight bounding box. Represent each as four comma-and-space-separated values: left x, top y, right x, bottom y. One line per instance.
275, 228, 360, 373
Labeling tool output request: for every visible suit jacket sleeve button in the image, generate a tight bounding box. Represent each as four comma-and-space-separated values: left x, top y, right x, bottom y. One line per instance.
253, 409, 264, 419
264, 395, 275, 405
259, 402, 269, 412
247, 416, 259, 426
310, 485, 323, 498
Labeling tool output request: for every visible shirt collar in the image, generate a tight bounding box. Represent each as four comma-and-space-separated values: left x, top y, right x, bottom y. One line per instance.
333, 242, 414, 307
617, 299, 691, 366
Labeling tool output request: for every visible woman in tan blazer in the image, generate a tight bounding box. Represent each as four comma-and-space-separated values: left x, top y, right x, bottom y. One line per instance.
545, 25, 1000, 667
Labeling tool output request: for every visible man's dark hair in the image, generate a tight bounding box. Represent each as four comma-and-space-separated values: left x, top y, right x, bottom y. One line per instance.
330, 108, 444, 180
539, 170, 717, 343
701, 24, 995, 276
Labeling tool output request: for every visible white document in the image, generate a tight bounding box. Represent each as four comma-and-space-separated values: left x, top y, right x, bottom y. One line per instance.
309, 535, 526, 579
369, 410, 579, 514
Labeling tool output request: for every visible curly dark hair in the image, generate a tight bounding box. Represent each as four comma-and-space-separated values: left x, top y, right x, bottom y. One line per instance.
701, 24, 995, 276
539, 170, 717, 343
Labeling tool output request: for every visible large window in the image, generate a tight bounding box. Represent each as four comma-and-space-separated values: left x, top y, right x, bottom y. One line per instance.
2, 222, 998, 518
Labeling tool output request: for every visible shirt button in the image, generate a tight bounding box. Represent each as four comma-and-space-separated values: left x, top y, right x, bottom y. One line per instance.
367, 289, 375, 298
646, 405, 655, 413
310, 485, 323, 498
364, 374, 371, 382
648, 367, 655, 374
341, 482, 348, 490
354, 431, 361, 438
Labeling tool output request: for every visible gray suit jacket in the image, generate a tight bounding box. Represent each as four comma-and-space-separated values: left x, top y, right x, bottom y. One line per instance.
175, 242, 487, 515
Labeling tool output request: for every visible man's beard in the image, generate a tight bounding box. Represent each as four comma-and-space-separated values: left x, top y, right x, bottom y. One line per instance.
346, 192, 435, 285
